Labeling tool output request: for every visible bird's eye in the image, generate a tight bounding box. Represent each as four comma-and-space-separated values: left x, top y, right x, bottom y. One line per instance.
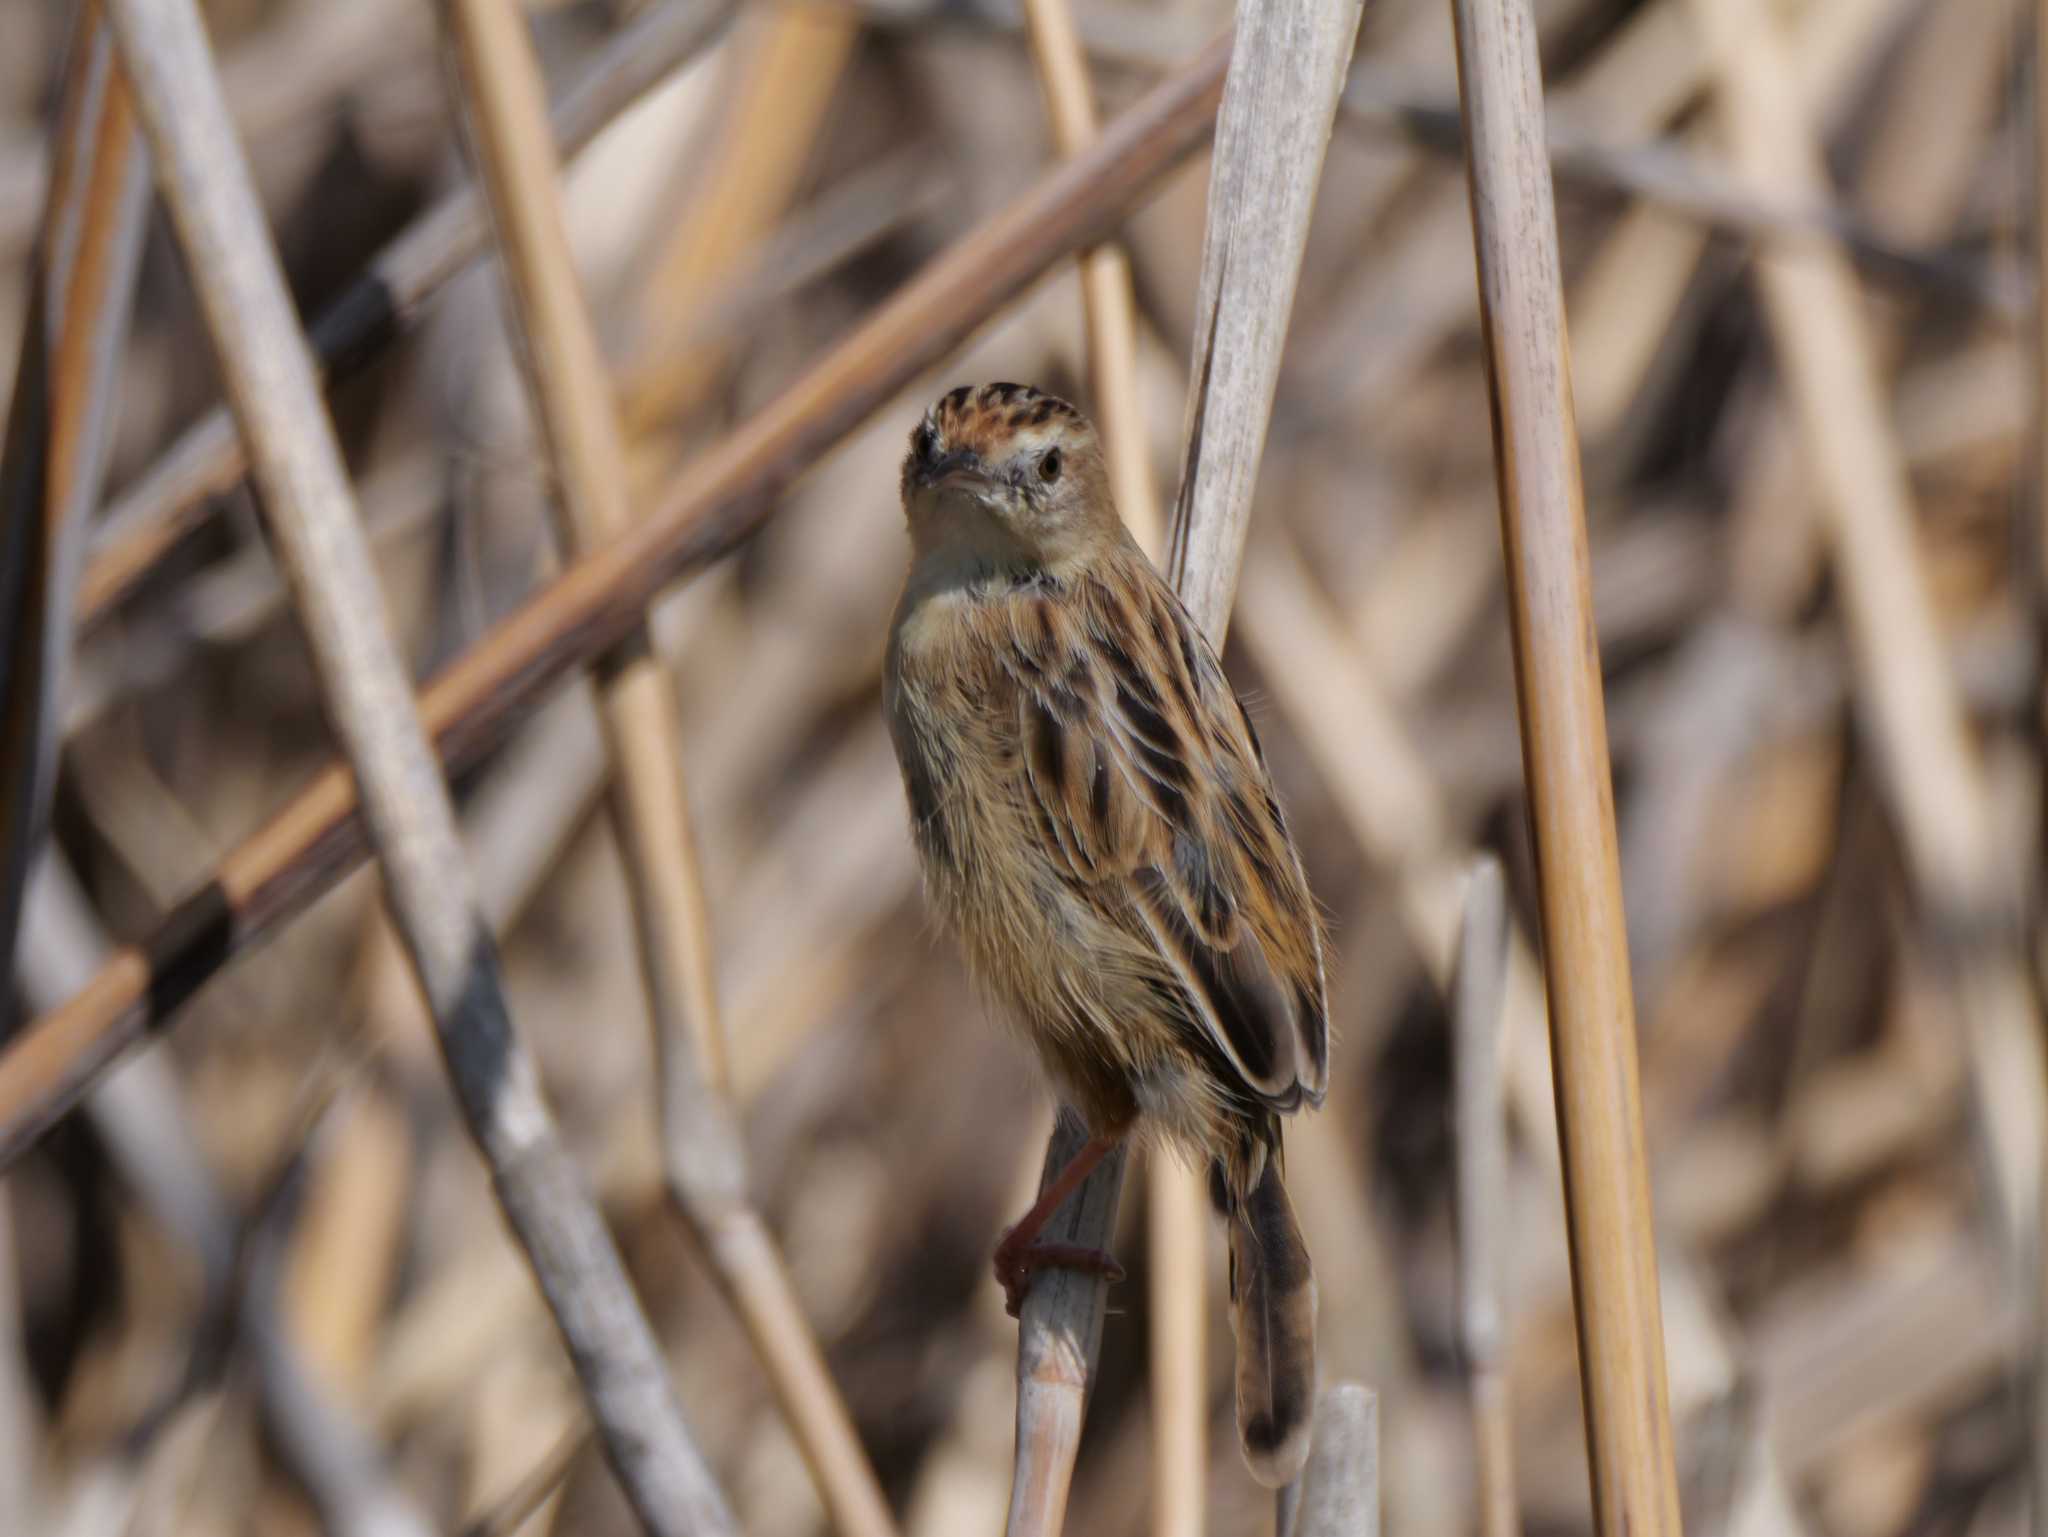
1038, 448, 1063, 483
914, 422, 938, 461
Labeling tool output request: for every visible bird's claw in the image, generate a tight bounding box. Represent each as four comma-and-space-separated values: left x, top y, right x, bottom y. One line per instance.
992, 1234, 1125, 1318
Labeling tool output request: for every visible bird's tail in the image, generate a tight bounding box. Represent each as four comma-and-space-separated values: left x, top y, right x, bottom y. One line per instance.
1225, 1157, 1318, 1487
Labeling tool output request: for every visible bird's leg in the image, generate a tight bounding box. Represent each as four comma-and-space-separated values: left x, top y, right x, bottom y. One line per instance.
993, 1130, 1127, 1317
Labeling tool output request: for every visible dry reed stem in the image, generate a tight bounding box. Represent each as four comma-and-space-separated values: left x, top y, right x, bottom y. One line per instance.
0, 21, 1231, 1194
1276, 1384, 1378, 1537
440, 5, 898, 1529
1016, 1, 1194, 1529
1008, 11, 1360, 1533
620, 2, 857, 433
1447, 3, 1682, 1537
76, 0, 739, 631
1020, 0, 1162, 557
1454, 856, 1518, 1537
1007, 1109, 1132, 1537
0, 1, 147, 970
101, 0, 734, 1530
1163, 2, 1365, 639
1684, 0, 2045, 1258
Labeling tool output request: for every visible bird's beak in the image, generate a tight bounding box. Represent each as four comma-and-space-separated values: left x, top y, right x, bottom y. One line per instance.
916, 449, 996, 496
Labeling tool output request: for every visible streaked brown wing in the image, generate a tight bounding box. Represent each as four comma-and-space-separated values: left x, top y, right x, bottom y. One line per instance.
1003, 564, 1327, 1111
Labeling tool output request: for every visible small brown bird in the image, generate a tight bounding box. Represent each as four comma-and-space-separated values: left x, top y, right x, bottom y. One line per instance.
884, 382, 1329, 1486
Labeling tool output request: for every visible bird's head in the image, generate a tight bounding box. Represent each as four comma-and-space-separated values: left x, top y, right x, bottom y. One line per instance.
900, 382, 1118, 575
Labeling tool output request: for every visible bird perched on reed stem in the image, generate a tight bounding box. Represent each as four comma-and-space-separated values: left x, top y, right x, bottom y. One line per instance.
884, 382, 1329, 1487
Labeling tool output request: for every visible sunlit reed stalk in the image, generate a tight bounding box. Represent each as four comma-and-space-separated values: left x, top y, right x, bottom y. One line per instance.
1446, 0, 1682, 1534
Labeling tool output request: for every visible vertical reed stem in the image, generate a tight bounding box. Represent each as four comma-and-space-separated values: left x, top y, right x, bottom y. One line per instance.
1446, 2, 1682, 1535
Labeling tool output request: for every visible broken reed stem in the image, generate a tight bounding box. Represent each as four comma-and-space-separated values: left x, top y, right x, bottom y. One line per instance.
1275, 1385, 1378, 1537
435, 2, 894, 1531
99, 1, 734, 1532
0, 1, 147, 973
1445, 4, 1682, 1537
1454, 857, 1518, 1537
76, 0, 739, 630
0, 23, 1229, 1178
1007, 1109, 1132, 1537
1016, 2, 1195, 1529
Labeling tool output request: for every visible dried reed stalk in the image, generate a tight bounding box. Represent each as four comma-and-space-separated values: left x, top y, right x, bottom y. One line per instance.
1007, 1110, 1134, 1537
76, 0, 738, 630
99, 0, 734, 1530
621, 2, 857, 433
0, 1, 147, 970
435, 1, 895, 1530
1020, 0, 1162, 556
1446, 4, 1681, 1537
1275, 1384, 1378, 1537
1454, 857, 1519, 1537
1016, 2, 1194, 1530
1009, 10, 1361, 1533
0, 23, 1232, 1191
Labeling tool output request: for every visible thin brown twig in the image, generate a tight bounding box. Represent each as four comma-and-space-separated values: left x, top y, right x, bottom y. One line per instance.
0, 0, 148, 970
434, 1, 896, 1530
75, 0, 740, 631
0, 24, 1232, 1182
99, 0, 734, 1531
1446, 2, 1682, 1537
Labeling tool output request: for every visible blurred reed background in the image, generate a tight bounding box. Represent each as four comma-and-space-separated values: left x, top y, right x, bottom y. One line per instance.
0, 0, 2040, 1535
